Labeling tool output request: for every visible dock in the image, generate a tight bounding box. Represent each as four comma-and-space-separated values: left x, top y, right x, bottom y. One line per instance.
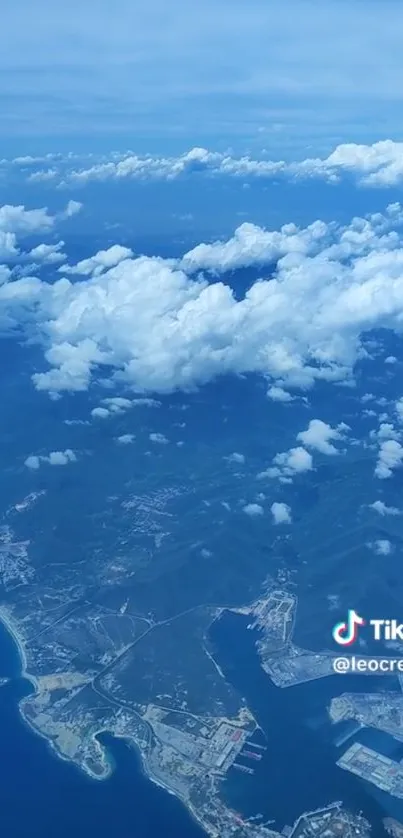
233, 763, 255, 775
246, 741, 266, 750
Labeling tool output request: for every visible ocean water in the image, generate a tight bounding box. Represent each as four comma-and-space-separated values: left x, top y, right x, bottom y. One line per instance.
0, 622, 205, 838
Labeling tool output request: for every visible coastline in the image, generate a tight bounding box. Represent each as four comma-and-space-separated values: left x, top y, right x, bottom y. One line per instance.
0, 608, 107, 782
0, 612, 198, 822
0, 610, 187, 794
0, 606, 264, 838
0, 606, 37, 690
0, 620, 217, 838
73, 729, 217, 836
17, 705, 116, 784
142, 757, 216, 837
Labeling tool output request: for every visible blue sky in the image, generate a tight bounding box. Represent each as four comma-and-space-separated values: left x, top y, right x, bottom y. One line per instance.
3, 0, 403, 156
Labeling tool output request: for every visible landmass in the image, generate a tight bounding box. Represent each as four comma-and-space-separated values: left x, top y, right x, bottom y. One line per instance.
384, 817, 403, 837
286, 801, 370, 837
1, 453, 401, 836
329, 691, 403, 742
0, 515, 368, 838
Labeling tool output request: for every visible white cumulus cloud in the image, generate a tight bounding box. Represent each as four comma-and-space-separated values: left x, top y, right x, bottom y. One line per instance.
226, 452, 245, 464
271, 502, 292, 524
61, 200, 82, 218
371, 539, 393, 556
91, 407, 110, 419
297, 419, 348, 455
32, 140, 403, 191
3, 202, 403, 403
375, 439, 403, 479
116, 434, 135, 444
149, 432, 168, 444
24, 455, 41, 470
47, 449, 76, 465
102, 396, 133, 412
27, 242, 66, 265
369, 500, 400, 516
267, 386, 294, 402
180, 219, 331, 275
0, 201, 81, 266
0, 204, 55, 235
243, 503, 264, 517
258, 446, 313, 481
24, 449, 76, 468
60, 245, 133, 277
370, 422, 400, 441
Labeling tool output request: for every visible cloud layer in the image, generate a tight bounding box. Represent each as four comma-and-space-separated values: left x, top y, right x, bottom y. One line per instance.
8, 140, 403, 189
2, 202, 403, 398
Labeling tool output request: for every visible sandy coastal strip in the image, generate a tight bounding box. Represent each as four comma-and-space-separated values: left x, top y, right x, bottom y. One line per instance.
0, 606, 38, 689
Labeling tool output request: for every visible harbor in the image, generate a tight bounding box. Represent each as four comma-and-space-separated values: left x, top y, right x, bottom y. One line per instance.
210, 610, 388, 834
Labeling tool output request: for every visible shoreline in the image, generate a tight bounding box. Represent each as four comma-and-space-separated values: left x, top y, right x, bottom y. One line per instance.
0, 608, 99, 782
124, 735, 220, 837
0, 611, 187, 792
144, 760, 217, 837
18, 701, 116, 784
0, 606, 38, 692
0, 606, 264, 838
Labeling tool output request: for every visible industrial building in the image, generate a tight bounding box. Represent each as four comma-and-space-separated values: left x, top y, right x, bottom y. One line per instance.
337, 742, 403, 798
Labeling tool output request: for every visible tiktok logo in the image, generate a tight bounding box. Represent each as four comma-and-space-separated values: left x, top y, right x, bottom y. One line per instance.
332, 609, 366, 646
